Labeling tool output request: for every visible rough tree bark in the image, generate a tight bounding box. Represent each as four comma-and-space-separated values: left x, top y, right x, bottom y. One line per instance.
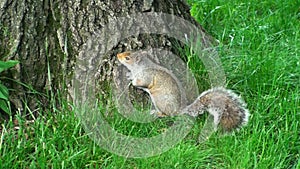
0, 0, 215, 118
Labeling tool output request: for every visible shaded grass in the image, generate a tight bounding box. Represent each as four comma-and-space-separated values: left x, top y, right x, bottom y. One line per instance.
1, 0, 300, 168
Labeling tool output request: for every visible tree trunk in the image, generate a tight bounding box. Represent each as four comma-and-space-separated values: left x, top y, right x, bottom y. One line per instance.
0, 0, 217, 118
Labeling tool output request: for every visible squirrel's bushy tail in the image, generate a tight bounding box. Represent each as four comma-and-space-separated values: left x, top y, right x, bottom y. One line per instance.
183, 87, 250, 132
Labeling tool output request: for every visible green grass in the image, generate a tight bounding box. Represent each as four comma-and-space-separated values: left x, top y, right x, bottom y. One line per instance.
1, 0, 300, 168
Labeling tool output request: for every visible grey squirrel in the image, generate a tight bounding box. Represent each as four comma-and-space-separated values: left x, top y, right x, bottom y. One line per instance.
117, 50, 249, 132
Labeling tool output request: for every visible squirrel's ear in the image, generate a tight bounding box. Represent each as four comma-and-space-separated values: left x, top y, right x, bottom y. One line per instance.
135, 54, 142, 63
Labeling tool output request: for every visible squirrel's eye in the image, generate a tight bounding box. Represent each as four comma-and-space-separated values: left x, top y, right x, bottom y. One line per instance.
125, 56, 130, 61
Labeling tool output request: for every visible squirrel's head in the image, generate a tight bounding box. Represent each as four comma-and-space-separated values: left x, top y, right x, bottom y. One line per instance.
117, 51, 134, 65
117, 50, 157, 71
117, 51, 142, 69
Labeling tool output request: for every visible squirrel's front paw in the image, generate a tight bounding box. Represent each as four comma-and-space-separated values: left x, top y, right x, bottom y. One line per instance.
126, 72, 133, 80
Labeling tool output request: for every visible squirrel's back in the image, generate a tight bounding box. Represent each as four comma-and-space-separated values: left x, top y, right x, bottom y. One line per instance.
138, 68, 184, 116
